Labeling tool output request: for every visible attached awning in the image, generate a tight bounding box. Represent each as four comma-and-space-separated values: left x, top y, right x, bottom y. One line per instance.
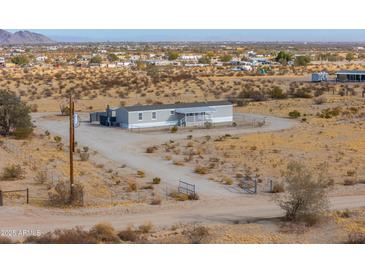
175, 106, 216, 114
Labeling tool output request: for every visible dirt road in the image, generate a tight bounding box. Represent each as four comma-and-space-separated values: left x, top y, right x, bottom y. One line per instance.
32, 112, 296, 198
1, 195, 365, 235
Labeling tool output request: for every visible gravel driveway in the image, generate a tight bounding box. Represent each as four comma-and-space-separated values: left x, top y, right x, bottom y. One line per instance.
33, 112, 297, 198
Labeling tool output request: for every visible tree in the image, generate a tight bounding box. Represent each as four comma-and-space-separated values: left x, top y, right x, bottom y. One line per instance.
198, 56, 211, 64
90, 55, 102, 64
220, 54, 232, 62
11, 55, 30, 66
269, 86, 287, 99
107, 53, 119, 62
274, 161, 331, 222
0, 90, 32, 137
275, 51, 292, 65
294, 55, 311, 66
346, 53, 355, 62
167, 51, 180, 60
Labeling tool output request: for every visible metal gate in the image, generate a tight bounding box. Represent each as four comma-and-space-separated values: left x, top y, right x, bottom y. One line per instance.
178, 180, 196, 196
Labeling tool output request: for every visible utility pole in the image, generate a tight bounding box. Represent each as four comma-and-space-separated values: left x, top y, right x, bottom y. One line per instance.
69, 92, 74, 203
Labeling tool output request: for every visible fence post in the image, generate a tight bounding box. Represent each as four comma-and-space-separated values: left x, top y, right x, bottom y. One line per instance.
254, 179, 257, 194
26, 188, 29, 204
0, 190, 3, 206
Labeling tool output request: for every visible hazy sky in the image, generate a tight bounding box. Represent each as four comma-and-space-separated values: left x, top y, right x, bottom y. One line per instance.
7, 29, 365, 42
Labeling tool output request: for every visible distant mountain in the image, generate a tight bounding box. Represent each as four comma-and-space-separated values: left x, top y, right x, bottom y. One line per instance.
0, 30, 54, 44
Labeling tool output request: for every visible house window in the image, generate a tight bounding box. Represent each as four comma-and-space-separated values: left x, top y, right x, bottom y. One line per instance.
170, 110, 175, 115
138, 112, 143, 121
152, 112, 157, 120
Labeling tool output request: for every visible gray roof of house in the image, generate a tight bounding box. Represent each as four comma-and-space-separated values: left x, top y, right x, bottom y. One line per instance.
336, 70, 365, 75
121, 100, 232, 112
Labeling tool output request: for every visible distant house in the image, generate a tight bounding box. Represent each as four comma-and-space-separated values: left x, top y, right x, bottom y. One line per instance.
0, 57, 5, 68
336, 70, 365, 82
91, 101, 233, 129
312, 72, 328, 82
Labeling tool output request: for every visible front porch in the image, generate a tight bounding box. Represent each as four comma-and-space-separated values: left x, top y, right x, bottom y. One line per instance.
175, 106, 215, 127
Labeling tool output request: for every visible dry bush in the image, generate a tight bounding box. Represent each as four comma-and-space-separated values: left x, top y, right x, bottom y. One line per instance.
146, 146, 157, 153
137, 170, 145, 178
183, 225, 209, 244
272, 182, 285, 193
118, 226, 139, 242
138, 222, 153, 233
223, 177, 233, 185
48, 181, 70, 206
313, 96, 327, 105
1, 164, 23, 180
343, 179, 357, 186
127, 181, 138, 192
89, 222, 121, 243
34, 170, 48, 184
274, 161, 330, 223
152, 177, 161, 184
169, 191, 199, 201
194, 166, 208, 174
170, 126, 178, 133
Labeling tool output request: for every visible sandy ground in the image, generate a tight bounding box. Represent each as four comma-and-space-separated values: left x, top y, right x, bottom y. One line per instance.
32, 112, 296, 198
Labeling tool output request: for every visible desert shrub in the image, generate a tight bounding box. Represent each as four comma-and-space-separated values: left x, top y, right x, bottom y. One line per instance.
290, 88, 312, 98
314, 89, 324, 97
317, 107, 341, 119
89, 222, 121, 243
34, 170, 48, 184
127, 181, 138, 192
170, 126, 178, 133
13, 127, 33, 139
146, 146, 157, 153
138, 222, 153, 233
1, 164, 23, 180
54, 136, 62, 143
194, 166, 208, 174
343, 179, 357, 186
137, 170, 145, 178
346, 170, 356, 177
269, 86, 287, 99
223, 177, 233, 185
272, 182, 285, 193
313, 96, 327, 105
288, 110, 301, 118
169, 191, 189, 201
183, 226, 209, 244
274, 161, 331, 223
152, 177, 161, 184
79, 152, 90, 161
48, 181, 70, 206
118, 227, 139, 242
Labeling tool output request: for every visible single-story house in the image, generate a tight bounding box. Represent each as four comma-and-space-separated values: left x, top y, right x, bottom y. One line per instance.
91, 101, 233, 129
336, 70, 365, 82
